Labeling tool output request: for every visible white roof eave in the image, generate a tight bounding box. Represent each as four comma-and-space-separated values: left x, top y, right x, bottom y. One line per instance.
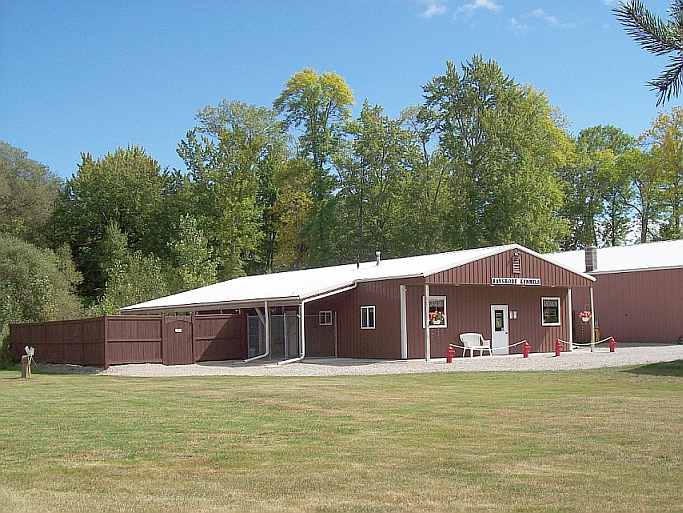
121, 243, 597, 313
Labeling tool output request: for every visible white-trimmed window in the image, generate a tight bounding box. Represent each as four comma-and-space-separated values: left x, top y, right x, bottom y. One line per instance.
423, 295, 447, 328
319, 310, 333, 326
541, 297, 561, 326
361, 306, 375, 330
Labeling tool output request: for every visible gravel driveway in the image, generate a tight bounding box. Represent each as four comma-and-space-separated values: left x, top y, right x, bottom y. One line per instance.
34, 343, 681, 377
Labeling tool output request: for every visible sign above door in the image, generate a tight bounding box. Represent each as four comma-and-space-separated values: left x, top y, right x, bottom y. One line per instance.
491, 278, 541, 286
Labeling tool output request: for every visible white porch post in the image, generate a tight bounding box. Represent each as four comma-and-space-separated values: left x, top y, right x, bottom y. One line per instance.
299, 300, 306, 359
424, 283, 430, 362
264, 300, 269, 357
589, 286, 596, 352
400, 285, 408, 359
567, 288, 573, 352
243, 300, 271, 363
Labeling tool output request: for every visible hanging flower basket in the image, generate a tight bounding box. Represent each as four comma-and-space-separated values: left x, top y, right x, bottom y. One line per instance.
580, 310, 592, 323
429, 311, 445, 325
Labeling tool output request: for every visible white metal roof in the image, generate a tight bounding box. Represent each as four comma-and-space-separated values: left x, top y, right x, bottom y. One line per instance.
547, 239, 683, 274
120, 243, 594, 314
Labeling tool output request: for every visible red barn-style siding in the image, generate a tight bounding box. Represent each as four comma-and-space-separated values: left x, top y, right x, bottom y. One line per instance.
405, 285, 570, 358
428, 248, 590, 288
14, 244, 596, 367
318, 279, 407, 359
311, 247, 590, 360
572, 268, 683, 344
549, 240, 683, 345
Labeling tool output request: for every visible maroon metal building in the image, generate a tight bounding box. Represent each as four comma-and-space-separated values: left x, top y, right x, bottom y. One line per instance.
549, 240, 683, 344
114, 244, 595, 363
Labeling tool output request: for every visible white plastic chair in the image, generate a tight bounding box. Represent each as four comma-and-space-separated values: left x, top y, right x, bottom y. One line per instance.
460, 333, 493, 357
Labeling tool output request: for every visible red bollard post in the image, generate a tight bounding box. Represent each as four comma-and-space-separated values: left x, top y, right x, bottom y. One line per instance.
523, 340, 531, 358
446, 344, 455, 364
555, 339, 563, 357
610, 337, 617, 353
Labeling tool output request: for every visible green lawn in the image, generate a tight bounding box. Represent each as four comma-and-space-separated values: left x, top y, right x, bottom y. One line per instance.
1, 363, 682, 512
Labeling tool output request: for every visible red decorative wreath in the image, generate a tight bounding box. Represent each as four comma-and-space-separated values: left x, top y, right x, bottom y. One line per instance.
579, 310, 592, 323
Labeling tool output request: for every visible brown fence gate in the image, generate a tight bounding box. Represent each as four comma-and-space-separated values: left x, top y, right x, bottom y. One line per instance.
163, 316, 194, 365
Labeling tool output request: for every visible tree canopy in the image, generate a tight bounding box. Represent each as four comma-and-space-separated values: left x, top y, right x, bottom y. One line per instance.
53, 146, 169, 301
0, 141, 60, 245
5, 57, 683, 315
424, 56, 571, 252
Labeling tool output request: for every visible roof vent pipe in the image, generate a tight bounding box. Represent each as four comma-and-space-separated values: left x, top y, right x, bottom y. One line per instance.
585, 244, 598, 272
376, 251, 381, 266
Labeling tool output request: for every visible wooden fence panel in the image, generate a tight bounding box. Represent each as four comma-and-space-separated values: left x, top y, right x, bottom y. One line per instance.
10, 313, 249, 368
82, 318, 106, 366
193, 314, 247, 361
9, 318, 106, 367
106, 315, 162, 365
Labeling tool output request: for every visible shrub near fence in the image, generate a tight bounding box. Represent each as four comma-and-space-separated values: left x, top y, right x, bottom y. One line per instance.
9, 313, 247, 369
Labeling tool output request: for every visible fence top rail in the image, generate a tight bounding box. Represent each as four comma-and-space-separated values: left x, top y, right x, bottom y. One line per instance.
9, 316, 107, 328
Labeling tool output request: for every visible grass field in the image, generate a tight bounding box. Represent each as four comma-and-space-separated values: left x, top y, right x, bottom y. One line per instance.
1, 362, 682, 512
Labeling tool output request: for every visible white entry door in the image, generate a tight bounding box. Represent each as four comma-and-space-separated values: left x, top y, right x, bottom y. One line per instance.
490, 305, 509, 355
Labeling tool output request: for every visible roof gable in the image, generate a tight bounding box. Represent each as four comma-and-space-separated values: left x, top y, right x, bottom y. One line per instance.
428, 247, 595, 287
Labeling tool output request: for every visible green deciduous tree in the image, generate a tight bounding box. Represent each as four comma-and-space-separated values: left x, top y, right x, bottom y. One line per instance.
54, 146, 169, 302
271, 158, 313, 271
614, 0, 683, 105
619, 147, 666, 242
335, 101, 418, 262
423, 56, 570, 252
393, 105, 451, 256
641, 107, 683, 239
0, 141, 61, 245
168, 214, 217, 293
561, 126, 635, 248
274, 68, 355, 266
90, 222, 169, 315
178, 100, 288, 278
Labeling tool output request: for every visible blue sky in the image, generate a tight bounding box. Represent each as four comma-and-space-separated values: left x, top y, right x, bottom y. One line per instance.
1, 0, 680, 178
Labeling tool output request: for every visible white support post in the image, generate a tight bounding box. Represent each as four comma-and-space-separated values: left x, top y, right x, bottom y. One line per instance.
424, 283, 431, 362
284, 307, 289, 360
264, 300, 269, 357
400, 285, 408, 360
299, 301, 306, 359
589, 286, 596, 353
567, 288, 573, 352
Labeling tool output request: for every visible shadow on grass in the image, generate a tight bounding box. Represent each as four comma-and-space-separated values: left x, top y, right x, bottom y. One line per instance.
626, 360, 683, 377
